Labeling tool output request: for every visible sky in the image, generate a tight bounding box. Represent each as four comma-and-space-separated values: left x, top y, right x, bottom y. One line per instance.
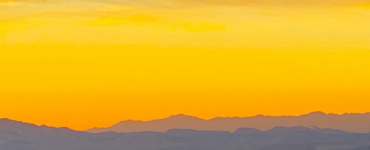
1, 0, 370, 131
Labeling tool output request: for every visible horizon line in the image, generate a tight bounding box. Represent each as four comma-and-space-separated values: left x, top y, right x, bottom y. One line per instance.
2, 111, 370, 131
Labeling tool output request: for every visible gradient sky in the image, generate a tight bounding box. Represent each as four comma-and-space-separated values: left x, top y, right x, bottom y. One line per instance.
1, 0, 370, 131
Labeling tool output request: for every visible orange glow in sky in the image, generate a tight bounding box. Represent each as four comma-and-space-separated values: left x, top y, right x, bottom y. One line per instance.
1, 0, 370, 130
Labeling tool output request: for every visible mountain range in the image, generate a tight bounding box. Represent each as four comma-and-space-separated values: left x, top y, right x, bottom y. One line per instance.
1, 118, 369, 150
87, 112, 370, 133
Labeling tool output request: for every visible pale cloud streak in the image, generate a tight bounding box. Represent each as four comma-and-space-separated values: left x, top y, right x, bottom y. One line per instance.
2, 0, 370, 8
0, 1, 21, 6
85, 0, 370, 8
172, 0, 370, 7
0, 0, 56, 5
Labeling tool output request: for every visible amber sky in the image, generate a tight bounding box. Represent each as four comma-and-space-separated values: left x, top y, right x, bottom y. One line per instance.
1, 0, 370, 130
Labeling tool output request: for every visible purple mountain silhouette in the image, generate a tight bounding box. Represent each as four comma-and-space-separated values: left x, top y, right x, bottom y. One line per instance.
87, 112, 370, 133
1, 118, 369, 150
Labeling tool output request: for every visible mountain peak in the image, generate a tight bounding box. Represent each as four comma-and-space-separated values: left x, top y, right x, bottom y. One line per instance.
0, 118, 25, 125
166, 114, 201, 120
306, 111, 326, 116
0, 118, 13, 122
234, 128, 262, 134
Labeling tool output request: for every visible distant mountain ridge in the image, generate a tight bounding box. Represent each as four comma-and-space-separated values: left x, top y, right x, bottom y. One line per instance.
87, 112, 370, 133
0, 118, 369, 150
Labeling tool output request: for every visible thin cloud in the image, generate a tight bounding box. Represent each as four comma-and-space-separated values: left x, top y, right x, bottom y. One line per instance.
172, 0, 370, 7
0, 0, 58, 7
2, 0, 369, 8
0, 0, 55, 3
80, 0, 370, 8
0, 1, 20, 6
